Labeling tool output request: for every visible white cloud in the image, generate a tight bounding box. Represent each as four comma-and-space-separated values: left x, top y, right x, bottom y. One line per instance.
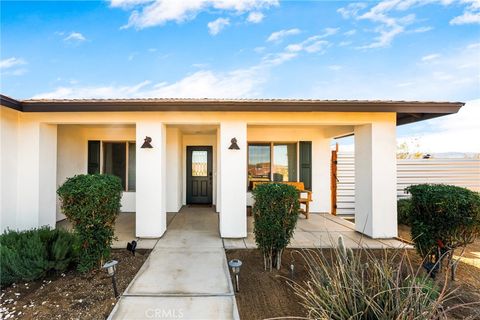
285, 28, 337, 53
266, 28, 301, 42
247, 11, 264, 23
337, 0, 459, 49
450, 0, 480, 24
32, 80, 153, 99
421, 53, 441, 61
0, 57, 26, 69
337, 2, 367, 19
64, 32, 86, 42
32, 68, 267, 99
450, 11, 480, 24
113, 0, 278, 29
411, 26, 433, 32
0, 57, 27, 76
261, 52, 297, 65
343, 29, 357, 36
207, 17, 230, 35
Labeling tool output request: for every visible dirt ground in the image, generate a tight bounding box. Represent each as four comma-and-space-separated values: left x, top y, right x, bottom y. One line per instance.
0, 249, 150, 320
227, 246, 480, 320
226, 249, 308, 320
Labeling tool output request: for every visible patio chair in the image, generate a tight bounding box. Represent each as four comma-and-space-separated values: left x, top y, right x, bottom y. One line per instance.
252, 181, 312, 219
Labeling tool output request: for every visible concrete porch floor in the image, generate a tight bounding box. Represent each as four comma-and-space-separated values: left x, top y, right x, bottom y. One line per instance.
223, 212, 412, 250
58, 209, 410, 250
57, 212, 177, 249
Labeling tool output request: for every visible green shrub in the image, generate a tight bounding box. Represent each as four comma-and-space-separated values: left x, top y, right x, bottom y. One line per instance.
57, 174, 123, 272
406, 184, 480, 274
252, 183, 300, 271
290, 237, 449, 319
397, 198, 412, 225
0, 227, 79, 287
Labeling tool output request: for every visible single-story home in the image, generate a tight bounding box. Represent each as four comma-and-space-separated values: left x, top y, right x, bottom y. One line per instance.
0, 94, 464, 239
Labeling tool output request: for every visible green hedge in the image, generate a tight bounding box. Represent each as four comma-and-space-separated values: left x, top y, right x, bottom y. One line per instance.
0, 227, 79, 287
397, 198, 413, 225
406, 184, 480, 260
252, 183, 300, 271
57, 174, 123, 272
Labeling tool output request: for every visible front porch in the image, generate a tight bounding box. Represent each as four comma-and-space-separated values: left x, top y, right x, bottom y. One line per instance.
59, 207, 408, 249
51, 117, 397, 241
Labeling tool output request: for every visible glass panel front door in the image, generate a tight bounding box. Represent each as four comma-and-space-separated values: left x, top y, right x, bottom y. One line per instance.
187, 146, 213, 204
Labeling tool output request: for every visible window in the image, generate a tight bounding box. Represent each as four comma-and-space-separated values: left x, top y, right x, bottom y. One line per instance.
273, 143, 297, 182
87, 141, 136, 191
248, 144, 271, 189
248, 142, 298, 190
192, 151, 208, 176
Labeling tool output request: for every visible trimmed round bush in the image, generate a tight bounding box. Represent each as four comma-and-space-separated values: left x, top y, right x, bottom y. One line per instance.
397, 198, 413, 225
57, 174, 123, 272
406, 184, 480, 261
252, 183, 300, 271
0, 227, 79, 287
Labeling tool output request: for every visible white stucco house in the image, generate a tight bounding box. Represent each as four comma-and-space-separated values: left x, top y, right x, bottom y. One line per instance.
0, 94, 463, 239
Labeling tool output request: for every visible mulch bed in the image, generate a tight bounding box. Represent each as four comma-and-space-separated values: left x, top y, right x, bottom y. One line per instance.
227, 248, 480, 320
0, 249, 150, 320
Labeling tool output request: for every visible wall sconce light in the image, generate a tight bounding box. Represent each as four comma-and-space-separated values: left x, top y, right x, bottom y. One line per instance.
228, 138, 240, 150
141, 136, 153, 148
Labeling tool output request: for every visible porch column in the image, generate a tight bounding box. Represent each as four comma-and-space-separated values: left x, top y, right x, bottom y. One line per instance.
219, 121, 247, 238
16, 121, 57, 230
354, 119, 397, 238
136, 122, 167, 238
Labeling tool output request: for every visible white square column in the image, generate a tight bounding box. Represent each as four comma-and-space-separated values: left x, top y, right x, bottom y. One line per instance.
136, 122, 167, 238
219, 122, 247, 238
354, 119, 397, 238
16, 121, 57, 230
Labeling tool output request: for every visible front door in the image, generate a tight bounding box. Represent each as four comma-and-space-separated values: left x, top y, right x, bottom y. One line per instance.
187, 146, 213, 204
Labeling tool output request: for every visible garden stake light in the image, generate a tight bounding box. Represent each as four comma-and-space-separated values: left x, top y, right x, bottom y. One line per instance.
228, 259, 242, 292
102, 260, 119, 298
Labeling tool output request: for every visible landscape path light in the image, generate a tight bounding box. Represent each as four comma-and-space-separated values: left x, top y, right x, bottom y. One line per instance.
102, 260, 119, 298
228, 259, 242, 292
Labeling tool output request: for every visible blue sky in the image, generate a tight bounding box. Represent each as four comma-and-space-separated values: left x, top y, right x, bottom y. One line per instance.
1, 0, 479, 152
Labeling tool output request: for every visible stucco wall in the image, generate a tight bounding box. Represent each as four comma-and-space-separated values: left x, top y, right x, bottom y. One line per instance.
0, 107, 19, 232
166, 127, 183, 212
56, 125, 136, 221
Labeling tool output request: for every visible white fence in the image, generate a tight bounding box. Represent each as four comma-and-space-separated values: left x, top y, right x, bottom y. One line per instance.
336, 153, 480, 216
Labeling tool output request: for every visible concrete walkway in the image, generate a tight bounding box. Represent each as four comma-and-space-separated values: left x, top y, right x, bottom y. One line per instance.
108, 207, 239, 320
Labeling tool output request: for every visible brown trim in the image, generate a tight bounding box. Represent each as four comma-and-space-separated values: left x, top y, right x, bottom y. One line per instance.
1, 94, 464, 126
0, 95, 22, 111
19, 99, 464, 114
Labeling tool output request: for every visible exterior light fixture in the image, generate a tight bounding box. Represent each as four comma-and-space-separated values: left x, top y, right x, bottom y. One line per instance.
228, 138, 240, 150
228, 259, 242, 292
127, 240, 137, 256
141, 136, 153, 148
102, 260, 119, 298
